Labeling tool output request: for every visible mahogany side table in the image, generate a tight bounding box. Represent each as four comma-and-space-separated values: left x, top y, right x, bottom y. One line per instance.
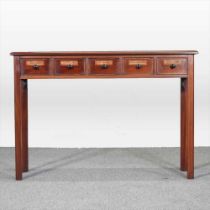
11, 51, 198, 180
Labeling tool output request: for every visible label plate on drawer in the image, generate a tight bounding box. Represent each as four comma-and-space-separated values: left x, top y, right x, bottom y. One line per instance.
26, 60, 45, 66
95, 60, 113, 66
128, 60, 148, 66
163, 60, 183, 65
60, 60, 79, 66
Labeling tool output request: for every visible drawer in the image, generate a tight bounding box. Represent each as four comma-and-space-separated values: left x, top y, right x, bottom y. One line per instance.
55, 59, 84, 75
21, 59, 49, 75
157, 58, 187, 75
124, 58, 154, 75
89, 58, 120, 75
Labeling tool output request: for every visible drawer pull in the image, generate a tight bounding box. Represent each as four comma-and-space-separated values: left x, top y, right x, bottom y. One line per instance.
136, 64, 142, 69
67, 64, 74, 69
101, 64, 109, 69
32, 64, 40, 70
170, 64, 176, 69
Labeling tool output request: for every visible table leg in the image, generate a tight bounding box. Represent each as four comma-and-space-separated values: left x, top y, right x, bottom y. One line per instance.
186, 56, 194, 179
21, 80, 28, 172
180, 78, 187, 171
14, 57, 23, 180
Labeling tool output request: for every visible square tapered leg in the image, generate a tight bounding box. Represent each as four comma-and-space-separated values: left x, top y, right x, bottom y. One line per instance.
180, 78, 187, 171
186, 56, 194, 179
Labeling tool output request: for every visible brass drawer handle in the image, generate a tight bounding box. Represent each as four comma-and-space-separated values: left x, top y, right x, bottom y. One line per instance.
32, 64, 40, 70
101, 64, 109, 69
136, 64, 142, 69
170, 64, 176, 69
67, 64, 74, 69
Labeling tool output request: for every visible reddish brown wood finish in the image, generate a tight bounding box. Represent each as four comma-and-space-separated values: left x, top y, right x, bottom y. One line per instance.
20, 74, 188, 79
11, 50, 198, 56
12, 51, 197, 180
157, 57, 187, 75
89, 58, 120, 75
21, 79, 28, 172
14, 56, 22, 180
55, 58, 85, 75
21, 58, 50, 75
186, 55, 194, 179
124, 57, 154, 75
181, 78, 187, 171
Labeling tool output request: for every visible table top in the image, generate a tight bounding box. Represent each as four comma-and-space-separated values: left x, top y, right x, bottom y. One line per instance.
10, 50, 198, 56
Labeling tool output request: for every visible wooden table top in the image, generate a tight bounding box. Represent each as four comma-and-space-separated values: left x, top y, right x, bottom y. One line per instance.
10, 50, 198, 56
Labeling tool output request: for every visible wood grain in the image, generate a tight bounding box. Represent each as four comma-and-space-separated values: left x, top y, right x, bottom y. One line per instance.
10, 50, 198, 56
181, 78, 187, 171
11, 51, 197, 180
21, 80, 28, 173
186, 55, 194, 179
14, 56, 23, 180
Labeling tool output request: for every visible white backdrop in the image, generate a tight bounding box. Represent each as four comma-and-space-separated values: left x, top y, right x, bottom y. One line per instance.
0, 0, 210, 148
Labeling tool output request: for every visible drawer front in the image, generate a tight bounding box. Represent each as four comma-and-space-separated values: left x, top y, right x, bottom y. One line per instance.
21, 59, 49, 75
89, 58, 120, 75
157, 58, 188, 75
55, 59, 84, 75
124, 58, 154, 75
